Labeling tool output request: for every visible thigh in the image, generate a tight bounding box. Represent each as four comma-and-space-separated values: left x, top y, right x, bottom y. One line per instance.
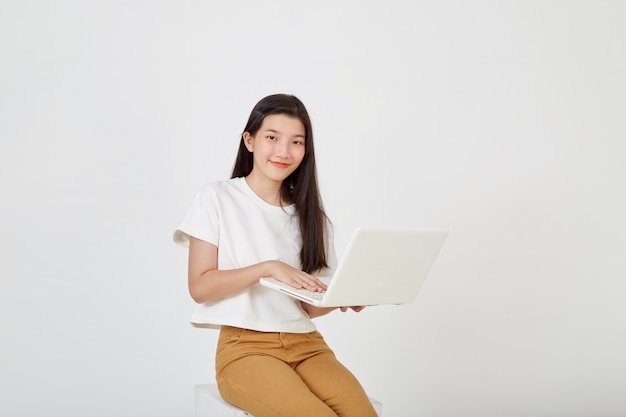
217, 354, 337, 417
215, 327, 337, 417
294, 334, 378, 417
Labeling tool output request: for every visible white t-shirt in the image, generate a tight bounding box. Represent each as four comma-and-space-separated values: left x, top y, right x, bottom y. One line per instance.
173, 177, 336, 333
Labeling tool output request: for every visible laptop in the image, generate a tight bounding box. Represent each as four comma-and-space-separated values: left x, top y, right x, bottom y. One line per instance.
259, 227, 448, 307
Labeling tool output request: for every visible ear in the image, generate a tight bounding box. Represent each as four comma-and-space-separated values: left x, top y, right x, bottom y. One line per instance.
243, 132, 254, 152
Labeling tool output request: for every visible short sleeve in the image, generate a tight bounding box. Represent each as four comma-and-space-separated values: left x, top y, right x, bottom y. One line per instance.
173, 184, 220, 248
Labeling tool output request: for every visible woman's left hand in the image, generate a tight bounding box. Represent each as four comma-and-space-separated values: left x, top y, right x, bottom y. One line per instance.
339, 306, 366, 313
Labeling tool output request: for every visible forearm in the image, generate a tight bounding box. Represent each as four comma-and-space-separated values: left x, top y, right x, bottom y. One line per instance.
301, 303, 337, 318
302, 304, 367, 318
189, 262, 269, 304
187, 237, 326, 304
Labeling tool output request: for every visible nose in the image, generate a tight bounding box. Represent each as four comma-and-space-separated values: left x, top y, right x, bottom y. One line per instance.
274, 139, 290, 158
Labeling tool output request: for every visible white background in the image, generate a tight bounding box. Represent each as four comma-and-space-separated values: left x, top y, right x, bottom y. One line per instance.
2, 1, 625, 416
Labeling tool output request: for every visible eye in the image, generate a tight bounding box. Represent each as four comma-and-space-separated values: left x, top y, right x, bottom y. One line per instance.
293, 139, 305, 145
267, 135, 277, 141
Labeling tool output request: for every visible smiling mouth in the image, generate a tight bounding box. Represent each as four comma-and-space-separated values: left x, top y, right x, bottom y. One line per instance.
270, 161, 290, 168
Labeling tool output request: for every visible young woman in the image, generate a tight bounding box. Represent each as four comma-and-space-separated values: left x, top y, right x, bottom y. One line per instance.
174, 94, 377, 417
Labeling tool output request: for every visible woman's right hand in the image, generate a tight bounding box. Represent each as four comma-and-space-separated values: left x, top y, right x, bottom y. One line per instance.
263, 260, 327, 292
188, 236, 327, 303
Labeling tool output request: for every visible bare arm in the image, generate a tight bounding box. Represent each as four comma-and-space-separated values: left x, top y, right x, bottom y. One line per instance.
301, 303, 366, 318
187, 236, 327, 304
301, 304, 337, 318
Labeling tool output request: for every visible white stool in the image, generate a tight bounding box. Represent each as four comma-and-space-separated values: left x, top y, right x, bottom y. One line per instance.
195, 384, 382, 416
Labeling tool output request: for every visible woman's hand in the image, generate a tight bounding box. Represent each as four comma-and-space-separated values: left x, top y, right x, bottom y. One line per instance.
302, 304, 366, 319
339, 306, 366, 313
188, 237, 326, 303
264, 260, 327, 292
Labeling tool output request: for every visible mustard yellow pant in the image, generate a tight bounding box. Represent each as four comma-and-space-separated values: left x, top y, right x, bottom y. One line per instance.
215, 326, 378, 417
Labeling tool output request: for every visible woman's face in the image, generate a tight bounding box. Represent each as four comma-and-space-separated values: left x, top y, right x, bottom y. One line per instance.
243, 114, 306, 185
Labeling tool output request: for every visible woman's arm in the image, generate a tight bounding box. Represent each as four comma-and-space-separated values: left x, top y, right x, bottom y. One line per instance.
301, 304, 337, 318
301, 303, 366, 318
187, 236, 327, 304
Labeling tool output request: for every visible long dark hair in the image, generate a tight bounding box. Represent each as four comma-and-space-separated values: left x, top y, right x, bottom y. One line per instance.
231, 94, 329, 273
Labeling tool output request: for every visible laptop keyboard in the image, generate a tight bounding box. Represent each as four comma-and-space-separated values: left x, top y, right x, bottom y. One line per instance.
295, 288, 326, 301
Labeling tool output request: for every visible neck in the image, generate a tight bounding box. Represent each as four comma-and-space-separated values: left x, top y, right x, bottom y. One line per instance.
244, 174, 284, 206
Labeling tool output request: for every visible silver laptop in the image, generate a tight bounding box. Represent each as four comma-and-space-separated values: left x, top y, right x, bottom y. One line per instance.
259, 227, 448, 307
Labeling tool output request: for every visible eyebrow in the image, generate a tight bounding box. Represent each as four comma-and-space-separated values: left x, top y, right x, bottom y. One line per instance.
263, 128, 305, 139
